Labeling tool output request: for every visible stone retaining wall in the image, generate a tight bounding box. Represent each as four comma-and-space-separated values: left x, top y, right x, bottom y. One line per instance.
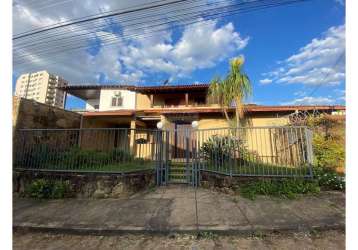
13, 170, 156, 198
13, 96, 81, 129
200, 171, 290, 194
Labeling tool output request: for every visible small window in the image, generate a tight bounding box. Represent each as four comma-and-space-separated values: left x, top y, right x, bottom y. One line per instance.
111, 92, 123, 107
94, 104, 99, 109
111, 97, 117, 106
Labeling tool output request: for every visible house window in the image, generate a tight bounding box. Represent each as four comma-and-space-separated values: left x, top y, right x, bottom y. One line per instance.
94, 104, 99, 109
111, 92, 123, 107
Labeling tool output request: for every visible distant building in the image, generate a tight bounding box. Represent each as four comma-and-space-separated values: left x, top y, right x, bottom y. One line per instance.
14, 70, 68, 108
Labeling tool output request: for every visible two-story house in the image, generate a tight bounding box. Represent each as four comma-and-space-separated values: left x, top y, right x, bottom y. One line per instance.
61, 83, 345, 130
57, 83, 346, 167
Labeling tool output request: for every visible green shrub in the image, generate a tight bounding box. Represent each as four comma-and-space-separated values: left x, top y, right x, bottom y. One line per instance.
200, 135, 259, 165
313, 134, 345, 169
239, 179, 320, 200
313, 166, 345, 191
25, 179, 72, 199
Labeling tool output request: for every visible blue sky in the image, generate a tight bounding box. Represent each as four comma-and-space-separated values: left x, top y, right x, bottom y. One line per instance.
12, 0, 345, 109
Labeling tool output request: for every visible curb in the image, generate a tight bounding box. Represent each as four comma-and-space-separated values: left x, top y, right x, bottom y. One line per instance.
13, 223, 345, 236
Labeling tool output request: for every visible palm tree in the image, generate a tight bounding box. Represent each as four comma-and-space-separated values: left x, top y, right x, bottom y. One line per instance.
208, 56, 252, 128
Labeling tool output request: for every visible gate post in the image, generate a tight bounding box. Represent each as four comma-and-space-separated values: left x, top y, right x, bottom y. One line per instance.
305, 128, 314, 178
165, 130, 170, 185
155, 129, 164, 186
185, 130, 190, 184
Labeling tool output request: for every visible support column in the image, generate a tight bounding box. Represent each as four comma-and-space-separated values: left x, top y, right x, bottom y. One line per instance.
130, 119, 136, 153
150, 94, 154, 108
185, 93, 189, 107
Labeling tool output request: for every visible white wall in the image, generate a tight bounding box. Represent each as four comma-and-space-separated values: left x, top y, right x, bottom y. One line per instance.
98, 89, 136, 111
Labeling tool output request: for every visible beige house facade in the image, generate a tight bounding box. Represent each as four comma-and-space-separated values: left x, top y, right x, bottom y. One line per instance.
58, 84, 345, 164
61, 84, 345, 130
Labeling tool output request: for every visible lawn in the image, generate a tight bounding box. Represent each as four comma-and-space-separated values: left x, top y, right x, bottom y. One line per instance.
15, 160, 156, 173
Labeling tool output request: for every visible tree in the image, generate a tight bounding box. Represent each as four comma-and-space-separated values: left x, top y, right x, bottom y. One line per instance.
208, 56, 252, 128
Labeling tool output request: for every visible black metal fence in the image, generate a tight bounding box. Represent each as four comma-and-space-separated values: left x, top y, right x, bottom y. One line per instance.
13, 126, 313, 179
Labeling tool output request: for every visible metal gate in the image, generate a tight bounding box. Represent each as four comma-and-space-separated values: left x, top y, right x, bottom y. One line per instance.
155, 128, 200, 186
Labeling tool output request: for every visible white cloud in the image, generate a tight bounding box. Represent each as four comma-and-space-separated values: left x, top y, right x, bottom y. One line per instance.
13, 1, 249, 84
293, 90, 307, 97
281, 96, 335, 105
261, 24, 345, 86
259, 78, 272, 84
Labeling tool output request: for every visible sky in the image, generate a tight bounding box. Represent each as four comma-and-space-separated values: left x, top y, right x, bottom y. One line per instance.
12, 0, 346, 109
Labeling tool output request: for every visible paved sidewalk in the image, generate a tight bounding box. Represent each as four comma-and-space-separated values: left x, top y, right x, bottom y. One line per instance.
13, 185, 345, 234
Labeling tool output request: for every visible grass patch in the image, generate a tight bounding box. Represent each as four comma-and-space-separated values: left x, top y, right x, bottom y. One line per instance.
239, 179, 320, 200
22, 161, 155, 173
196, 231, 218, 240
15, 146, 156, 173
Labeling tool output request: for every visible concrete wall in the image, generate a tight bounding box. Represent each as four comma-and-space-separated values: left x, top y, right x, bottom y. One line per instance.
136, 93, 151, 109
99, 89, 136, 111
13, 96, 81, 129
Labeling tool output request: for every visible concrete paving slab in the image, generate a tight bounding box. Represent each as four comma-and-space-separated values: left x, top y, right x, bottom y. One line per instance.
129, 186, 165, 199
278, 196, 345, 229
160, 185, 196, 199
166, 197, 197, 230
196, 194, 252, 231
236, 196, 307, 231
13, 186, 345, 234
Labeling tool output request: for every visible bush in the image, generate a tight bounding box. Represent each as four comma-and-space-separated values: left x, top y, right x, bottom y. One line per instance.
239, 179, 320, 200
200, 135, 259, 165
313, 166, 345, 191
313, 134, 345, 170
25, 179, 72, 199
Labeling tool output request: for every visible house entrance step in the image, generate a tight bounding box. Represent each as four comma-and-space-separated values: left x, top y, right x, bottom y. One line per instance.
168, 162, 191, 184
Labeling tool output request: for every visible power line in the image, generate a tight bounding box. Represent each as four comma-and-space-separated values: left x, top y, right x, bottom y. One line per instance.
306, 52, 345, 97
13, 0, 191, 39
13, 0, 310, 65
13, 0, 172, 37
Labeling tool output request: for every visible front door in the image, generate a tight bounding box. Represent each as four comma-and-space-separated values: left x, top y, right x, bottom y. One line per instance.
173, 123, 192, 161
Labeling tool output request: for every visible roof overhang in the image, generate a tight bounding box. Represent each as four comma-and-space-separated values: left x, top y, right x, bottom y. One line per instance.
59, 84, 209, 99
140, 105, 346, 115
59, 85, 136, 100
135, 84, 209, 94
82, 110, 135, 117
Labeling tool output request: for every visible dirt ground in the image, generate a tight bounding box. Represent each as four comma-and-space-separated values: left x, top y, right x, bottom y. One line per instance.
13, 230, 345, 250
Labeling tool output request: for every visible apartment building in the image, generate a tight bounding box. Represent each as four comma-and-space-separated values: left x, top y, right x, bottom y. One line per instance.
14, 70, 68, 108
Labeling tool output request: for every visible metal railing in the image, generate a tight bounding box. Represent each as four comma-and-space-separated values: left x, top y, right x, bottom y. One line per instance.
189, 126, 313, 177
13, 126, 313, 178
13, 128, 163, 173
